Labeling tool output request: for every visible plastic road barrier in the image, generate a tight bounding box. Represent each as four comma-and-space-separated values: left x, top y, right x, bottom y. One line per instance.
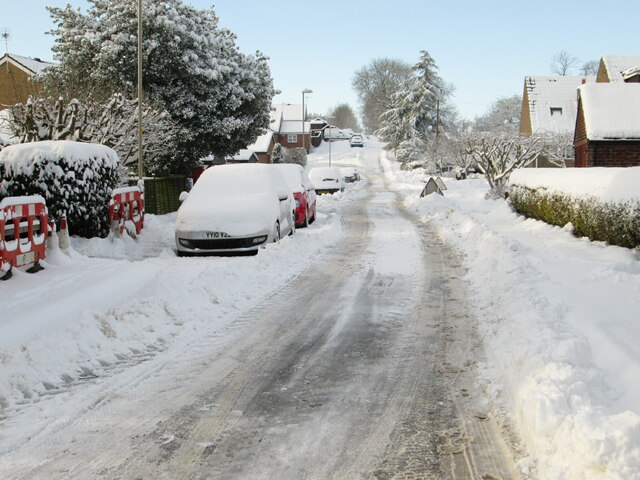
109, 186, 145, 237
0, 195, 48, 278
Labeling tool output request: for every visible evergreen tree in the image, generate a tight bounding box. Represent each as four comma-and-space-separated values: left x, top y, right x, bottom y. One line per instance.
45, 0, 276, 172
376, 50, 454, 162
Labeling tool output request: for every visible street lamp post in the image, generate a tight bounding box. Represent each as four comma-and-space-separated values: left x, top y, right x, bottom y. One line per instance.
302, 88, 312, 152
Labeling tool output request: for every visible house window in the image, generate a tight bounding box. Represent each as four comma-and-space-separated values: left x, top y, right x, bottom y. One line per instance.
550, 107, 563, 116
287, 134, 298, 144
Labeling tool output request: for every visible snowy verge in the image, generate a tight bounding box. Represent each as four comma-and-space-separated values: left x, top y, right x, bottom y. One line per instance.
0, 182, 365, 416
510, 166, 640, 203
380, 151, 640, 480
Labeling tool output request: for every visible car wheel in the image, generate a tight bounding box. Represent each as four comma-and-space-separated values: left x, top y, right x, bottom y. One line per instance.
272, 221, 280, 243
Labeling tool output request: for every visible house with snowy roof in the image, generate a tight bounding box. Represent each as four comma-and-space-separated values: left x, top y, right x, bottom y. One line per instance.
574, 83, 640, 167
596, 55, 640, 83
0, 53, 54, 107
519, 76, 594, 136
274, 103, 313, 153
240, 103, 315, 163
519, 75, 594, 167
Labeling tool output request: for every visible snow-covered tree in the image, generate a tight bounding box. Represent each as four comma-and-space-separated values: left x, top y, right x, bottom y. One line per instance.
462, 132, 542, 198
284, 147, 307, 167
271, 143, 285, 163
376, 89, 414, 154
8, 95, 179, 175
376, 50, 454, 159
473, 95, 522, 133
45, 0, 276, 172
539, 132, 574, 168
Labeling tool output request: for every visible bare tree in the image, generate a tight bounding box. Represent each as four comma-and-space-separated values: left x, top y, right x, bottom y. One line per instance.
352, 58, 412, 132
327, 103, 361, 132
550, 51, 579, 76
462, 132, 542, 198
580, 60, 599, 76
539, 132, 574, 167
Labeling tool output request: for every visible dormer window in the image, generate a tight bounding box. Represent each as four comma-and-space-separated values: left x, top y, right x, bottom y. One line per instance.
550, 107, 563, 116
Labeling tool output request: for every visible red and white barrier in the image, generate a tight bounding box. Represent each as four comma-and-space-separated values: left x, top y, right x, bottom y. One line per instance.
109, 186, 145, 237
0, 195, 48, 278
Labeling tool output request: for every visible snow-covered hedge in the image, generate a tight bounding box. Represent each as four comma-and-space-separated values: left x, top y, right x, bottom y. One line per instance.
509, 167, 640, 249
0, 141, 120, 238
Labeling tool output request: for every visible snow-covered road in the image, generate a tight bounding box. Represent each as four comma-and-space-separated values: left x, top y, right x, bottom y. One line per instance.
2, 139, 639, 479
0, 141, 516, 479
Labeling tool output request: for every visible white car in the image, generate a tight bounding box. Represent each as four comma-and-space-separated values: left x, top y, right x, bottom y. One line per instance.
175, 164, 295, 256
350, 135, 364, 147
308, 166, 345, 195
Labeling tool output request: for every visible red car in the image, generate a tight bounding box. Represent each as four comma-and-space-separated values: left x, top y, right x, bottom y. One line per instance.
272, 164, 317, 227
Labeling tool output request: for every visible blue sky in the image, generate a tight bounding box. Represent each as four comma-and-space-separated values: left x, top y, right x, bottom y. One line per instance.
4, 1, 639, 121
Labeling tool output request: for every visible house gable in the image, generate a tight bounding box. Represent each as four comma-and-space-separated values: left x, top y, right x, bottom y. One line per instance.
597, 55, 640, 83
0, 53, 54, 106
519, 75, 593, 135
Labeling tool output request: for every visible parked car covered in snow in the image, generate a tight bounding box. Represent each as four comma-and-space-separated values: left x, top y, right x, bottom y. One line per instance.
175, 164, 295, 256
340, 167, 361, 183
272, 163, 317, 227
308, 166, 345, 195
350, 135, 364, 147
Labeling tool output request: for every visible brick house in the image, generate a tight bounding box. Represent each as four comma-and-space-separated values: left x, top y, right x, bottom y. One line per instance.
227, 103, 315, 165
574, 83, 640, 167
0, 53, 54, 107
272, 103, 312, 153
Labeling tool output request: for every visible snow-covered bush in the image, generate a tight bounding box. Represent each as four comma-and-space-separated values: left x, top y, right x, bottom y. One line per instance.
271, 143, 285, 163
0, 141, 120, 238
284, 147, 307, 167
509, 168, 640, 249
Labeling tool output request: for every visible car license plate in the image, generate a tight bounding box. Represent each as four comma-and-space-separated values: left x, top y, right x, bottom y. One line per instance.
205, 231, 231, 239
16, 251, 35, 267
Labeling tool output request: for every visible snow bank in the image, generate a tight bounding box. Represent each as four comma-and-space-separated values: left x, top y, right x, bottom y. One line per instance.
381, 152, 640, 480
0, 140, 119, 171
510, 167, 640, 203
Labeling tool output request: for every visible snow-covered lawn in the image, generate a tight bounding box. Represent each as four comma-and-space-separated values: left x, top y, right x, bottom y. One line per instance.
380, 151, 640, 479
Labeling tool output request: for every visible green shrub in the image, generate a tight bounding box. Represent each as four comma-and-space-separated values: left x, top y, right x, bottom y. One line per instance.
509, 185, 640, 249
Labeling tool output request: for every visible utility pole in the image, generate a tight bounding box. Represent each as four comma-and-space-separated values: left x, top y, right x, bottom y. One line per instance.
137, 0, 144, 181
302, 89, 312, 152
